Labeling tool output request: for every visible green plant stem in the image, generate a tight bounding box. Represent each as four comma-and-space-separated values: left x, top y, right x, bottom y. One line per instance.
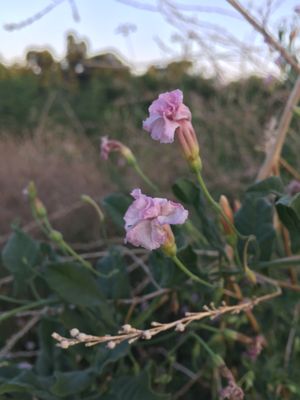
194, 169, 240, 238
184, 220, 209, 245
171, 255, 214, 289
258, 255, 300, 270
132, 162, 159, 193
61, 241, 102, 278
190, 332, 224, 367
0, 295, 29, 305
81, 195, 107, 240
0, 297, 57, 324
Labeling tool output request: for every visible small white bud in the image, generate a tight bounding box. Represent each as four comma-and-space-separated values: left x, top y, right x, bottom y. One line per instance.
175, 323, 185, 332
70, 328, 80, 337
142, 330, 152, 340
107, 341, 116, 349
60, 340, 70, 349
78, 333, 87, 341
121, 324, 132, 333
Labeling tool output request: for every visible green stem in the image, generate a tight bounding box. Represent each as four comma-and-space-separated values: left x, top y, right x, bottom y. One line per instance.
258, 255, 300, 270
195, 169, 240, 237
171, 255, 214, 289
0, 297, 57, 324
184, 220, 209, 245
190, 332, 224, 367
61, 241, 103, 278
132, 162, 159, 193
81, 195, 107, 240
0, 295, 29, 305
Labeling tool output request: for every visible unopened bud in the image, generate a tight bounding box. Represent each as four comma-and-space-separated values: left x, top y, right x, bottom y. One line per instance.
121, 324, 132, 333
70, 328, 80, 337
175, 323, 185, 332
60, 340, 70, 349
34, 198, 47, 218
161, 225, 177, 257
177, 120, 202, 173
77, 333, 87, 341
27, 181, 37, 200
142, 330, 152, 340
245, 266, 257, 284
107, 341, 116, 349
219, 195, 234, 235
49, 230, 63, 243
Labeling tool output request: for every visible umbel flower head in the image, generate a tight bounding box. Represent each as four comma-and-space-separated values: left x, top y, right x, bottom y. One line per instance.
143, 89, 201, 171
124, 188, 188, 251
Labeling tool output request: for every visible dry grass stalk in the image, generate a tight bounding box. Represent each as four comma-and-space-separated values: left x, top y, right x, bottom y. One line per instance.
52, 284, 281, 350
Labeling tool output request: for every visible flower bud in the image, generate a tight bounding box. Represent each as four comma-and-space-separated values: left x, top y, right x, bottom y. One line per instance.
100, 136, 136, 165
33, 198, 47, 219
219, 196, 234, 234
177, 120, 202, 172
161, 225, 177, 257
27, 181, 37, 201
49, 230, 63, 243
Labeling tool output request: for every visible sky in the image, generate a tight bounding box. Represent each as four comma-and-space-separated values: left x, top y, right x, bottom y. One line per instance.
0, 0, 300, 75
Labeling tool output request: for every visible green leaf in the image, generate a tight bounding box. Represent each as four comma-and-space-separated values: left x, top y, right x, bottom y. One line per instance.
276, 193, 300, 252
35, 318, 62, 376
43, 262, 104, 307
96, 247, 131, 299
102, 192, 131, 229
50, 369, 94, 397
95, 341, 129, 374
1, 228, 40, 281
0, 371, 55, 399
111, 370, 170, 400
235, 196, 275, 261
246, 177, 284, 198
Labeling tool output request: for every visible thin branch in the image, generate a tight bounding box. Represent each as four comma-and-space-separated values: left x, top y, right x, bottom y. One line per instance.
52, 283, 281, 350
257, 77, 300, 180
0, 315, 40, 358
226, 0, 300, 74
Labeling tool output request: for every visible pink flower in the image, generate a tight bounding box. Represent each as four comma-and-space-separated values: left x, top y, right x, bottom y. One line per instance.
124, 188, 188, 250
100, 136, 133, 162
286, 179, 300, 196
245, 335, 266, 361
143, 89, 191, 143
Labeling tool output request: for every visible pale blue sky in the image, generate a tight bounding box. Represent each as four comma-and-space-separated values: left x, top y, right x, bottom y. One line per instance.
0, 0, 299, 73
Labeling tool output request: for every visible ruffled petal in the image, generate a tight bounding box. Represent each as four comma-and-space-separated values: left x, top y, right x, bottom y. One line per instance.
125, 220, 166, 250
157, 200, 188, 225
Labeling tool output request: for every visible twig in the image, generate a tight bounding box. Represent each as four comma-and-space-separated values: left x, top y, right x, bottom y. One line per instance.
0, 276, 13, 288
257, 77, 300, 180
225, 0, 300, 181
123, 249, 161, 290
0, 315, 40, 358
52, 284, 281, 350
173, 370, 203, 399
226, 0, 300, 74
284, 302, 300, 369
117, 288, 171, 305
279, 157, 300, 181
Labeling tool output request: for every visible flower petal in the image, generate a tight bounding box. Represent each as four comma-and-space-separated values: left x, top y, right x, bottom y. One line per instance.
125, 220, 166, 250
157, 200, 188, 225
